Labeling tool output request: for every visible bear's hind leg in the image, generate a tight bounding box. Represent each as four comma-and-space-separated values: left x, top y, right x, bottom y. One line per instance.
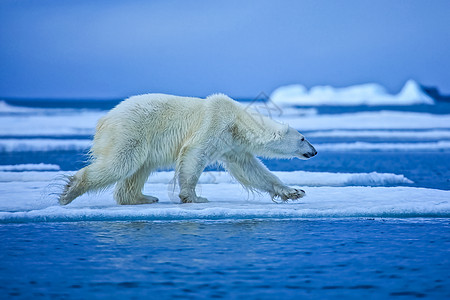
114, 164, 158, 205
59, 162, 127, 205
59, 167, 89, 205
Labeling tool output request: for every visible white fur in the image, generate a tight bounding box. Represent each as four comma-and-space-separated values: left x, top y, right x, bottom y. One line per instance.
59, 93, 317, 205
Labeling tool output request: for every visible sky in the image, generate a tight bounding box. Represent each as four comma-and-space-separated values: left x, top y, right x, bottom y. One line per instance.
0, 0, 449, 99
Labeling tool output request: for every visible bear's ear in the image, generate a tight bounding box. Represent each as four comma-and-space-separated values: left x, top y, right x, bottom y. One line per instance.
272, 124, 289, 140
231, 117, 288, 145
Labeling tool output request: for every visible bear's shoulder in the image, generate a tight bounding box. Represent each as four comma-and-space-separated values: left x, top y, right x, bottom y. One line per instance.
205, 93, 241, 113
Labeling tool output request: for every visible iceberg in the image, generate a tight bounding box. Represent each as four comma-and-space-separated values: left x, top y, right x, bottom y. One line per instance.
270, 80, 435, 106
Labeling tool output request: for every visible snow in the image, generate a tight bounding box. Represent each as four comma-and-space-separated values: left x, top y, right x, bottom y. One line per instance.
0, 111, 99, 136
3, 169, 443, 223
0, 163, 60, 171
271, 80, 435, 106
307, 129, 450, 139
284, 111, 450, 130
0, 139, 91, 152
0, 181, 448, 222
316, 141, 450, 151
0, 101, 54, 114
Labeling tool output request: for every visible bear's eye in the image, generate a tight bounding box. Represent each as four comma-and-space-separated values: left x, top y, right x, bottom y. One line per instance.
301, 137, 305, 141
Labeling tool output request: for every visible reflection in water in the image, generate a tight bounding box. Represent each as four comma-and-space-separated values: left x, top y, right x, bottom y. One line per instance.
0, 219, 449, 298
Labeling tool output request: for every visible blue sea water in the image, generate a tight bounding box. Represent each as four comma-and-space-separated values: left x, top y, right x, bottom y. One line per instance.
1, 219, 449, 299
1, 100, 450, 298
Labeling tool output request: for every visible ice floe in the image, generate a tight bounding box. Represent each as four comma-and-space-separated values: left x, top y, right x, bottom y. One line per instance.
0, 183, 448, 222
1, 169, 435, 223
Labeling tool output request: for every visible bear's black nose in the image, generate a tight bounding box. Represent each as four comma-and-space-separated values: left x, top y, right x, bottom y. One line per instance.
303, 151, 317, 158
308, 150, 318, 158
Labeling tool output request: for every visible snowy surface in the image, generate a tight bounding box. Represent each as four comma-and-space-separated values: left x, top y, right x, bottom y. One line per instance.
1, 170, 449, 223
0, 139, 92, 152
284, 111, 450, 130
0, 107, 98, 136
307, 129, 450, 139
0, 163, 60, 171
317, 141, 450, 151
271, 79, 435, 106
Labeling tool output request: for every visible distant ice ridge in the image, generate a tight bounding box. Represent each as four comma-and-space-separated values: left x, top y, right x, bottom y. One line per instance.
0, 101, 56, 114
0, 163, 60, 171
0, 139, 91, 152
285, 111, 450, 130
0, 110, 99, 136
271, 79, 435, 106
0, 100, 100, 115
316, 141, 450, 151
307, 130, 450, 139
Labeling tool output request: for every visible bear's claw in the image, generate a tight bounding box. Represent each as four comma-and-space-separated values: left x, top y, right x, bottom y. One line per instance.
272, 188, 305, 203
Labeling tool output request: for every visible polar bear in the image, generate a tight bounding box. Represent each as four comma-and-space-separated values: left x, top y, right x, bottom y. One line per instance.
59, 93, 317, 205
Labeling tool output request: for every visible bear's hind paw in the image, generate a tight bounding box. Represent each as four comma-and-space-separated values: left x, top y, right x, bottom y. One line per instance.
118, 195, 159, 205
138, 195, 159, 204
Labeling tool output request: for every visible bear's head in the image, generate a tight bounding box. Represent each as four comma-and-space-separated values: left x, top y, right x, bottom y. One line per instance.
229, 99, 317, 160
263, 126, 317, 160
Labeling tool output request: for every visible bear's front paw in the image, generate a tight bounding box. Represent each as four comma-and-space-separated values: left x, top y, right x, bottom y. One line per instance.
273, 187, 305, 202
285, 188, 305, 200
180, 194, 209, 204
